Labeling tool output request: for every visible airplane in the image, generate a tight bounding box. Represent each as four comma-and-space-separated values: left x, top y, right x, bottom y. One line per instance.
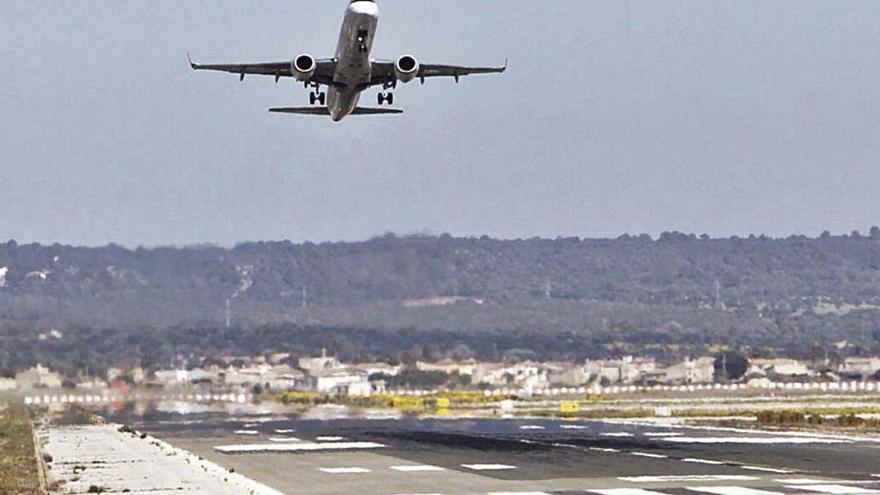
189, 0, 506, 122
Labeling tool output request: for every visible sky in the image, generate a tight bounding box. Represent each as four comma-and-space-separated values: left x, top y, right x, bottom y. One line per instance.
1, 1, 879, 247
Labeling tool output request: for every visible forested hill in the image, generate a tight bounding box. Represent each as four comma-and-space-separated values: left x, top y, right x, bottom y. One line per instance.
2, 231, 880, 354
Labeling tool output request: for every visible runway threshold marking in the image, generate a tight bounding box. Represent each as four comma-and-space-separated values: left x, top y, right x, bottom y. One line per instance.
620, 476, 759, 483
779, 480, 859, 485
590, 447, 621, 453
461, 464, 517, 471
390, 465, 446, 472
591, 488, 671, 495
319, 467, 371, 474
788, 485, 880, 494
631, 452, 668, 459
687, 487, 783, 495
602, 432, 635, 437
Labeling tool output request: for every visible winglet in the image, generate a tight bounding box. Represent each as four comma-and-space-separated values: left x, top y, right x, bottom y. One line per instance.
501, 57, 508, 72
187, 52, 197, 70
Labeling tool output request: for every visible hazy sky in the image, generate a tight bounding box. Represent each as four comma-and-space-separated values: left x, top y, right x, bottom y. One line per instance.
2, 1, 879, 247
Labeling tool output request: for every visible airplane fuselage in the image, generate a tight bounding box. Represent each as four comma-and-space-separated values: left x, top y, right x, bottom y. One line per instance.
327, 1, 379, 121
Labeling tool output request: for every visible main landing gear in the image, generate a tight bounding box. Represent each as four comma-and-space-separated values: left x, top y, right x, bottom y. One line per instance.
377, 92, 394, 106
378, 81, 397, 106
309, 91, 326, 106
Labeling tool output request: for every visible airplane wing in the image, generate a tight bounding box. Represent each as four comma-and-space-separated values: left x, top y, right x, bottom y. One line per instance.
189, 55, 337, 85
370, 59, 507, 86
269, 107, 403, 116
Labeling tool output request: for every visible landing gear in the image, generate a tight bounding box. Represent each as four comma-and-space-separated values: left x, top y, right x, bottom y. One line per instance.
378, 92, 394, 106
310, 91, 326, 106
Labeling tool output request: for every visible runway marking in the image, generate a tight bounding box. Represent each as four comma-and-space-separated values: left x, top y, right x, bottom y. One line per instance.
319, 467, 371, 474
592, 488, 670, 495
520, 425, 546, 430
390, 465, 446, 472
780, 480, 847, 485
590, 447, 621, 453
740, 466, 794, 474
621, 476, 759, 483
214, 441, 385, 453
644, 432, 683, 437
688, 487, 783, 495
461, 464, 517, 471
489, 492, 552, 495
664, 437, 849, 445
268, 437, 302, 442
631, 452, 668, 459
274, 429, 296, 434
788, 486, 880, 494
602, 432, 635, 437
560, 424, 588, 430
683, 458, 727, 465
316, 436, 346, 441
233, 429, 260, 435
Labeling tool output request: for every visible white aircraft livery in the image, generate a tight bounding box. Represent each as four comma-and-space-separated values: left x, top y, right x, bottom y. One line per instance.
190, 0, 506, 121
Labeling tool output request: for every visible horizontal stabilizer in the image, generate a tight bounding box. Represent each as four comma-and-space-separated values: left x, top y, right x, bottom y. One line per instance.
268, 107, 403, 116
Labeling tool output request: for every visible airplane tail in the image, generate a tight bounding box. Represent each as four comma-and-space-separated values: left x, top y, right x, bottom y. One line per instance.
268, 107, 403, 116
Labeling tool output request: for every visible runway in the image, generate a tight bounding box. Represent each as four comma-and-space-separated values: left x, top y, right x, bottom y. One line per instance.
116, 412, 880, 495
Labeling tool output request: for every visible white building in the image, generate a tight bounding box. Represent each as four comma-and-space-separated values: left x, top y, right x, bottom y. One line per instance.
748, 359, 813, 379
0, 377, 17, 391
353, 362, 403, 377
584, 357, 657, 384
661, 357, 716, 384
839, 357, 880, 376
416, 359, 479, 377
473, 362, 550, 389
15, 365, 63, 389
312, 369, 371, 396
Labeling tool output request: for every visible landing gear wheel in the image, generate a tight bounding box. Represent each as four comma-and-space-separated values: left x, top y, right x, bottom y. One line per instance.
378, 92, 394, 106
310, 92, 327, 106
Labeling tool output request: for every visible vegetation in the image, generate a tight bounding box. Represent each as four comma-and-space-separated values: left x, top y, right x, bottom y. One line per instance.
5, 233, 880, 374
0, 396, 42, 495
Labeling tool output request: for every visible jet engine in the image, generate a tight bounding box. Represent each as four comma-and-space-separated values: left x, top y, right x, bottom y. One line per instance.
291, 54, 317, 82
394, 55, 420, 83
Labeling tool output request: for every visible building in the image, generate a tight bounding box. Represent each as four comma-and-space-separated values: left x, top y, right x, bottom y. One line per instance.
353, 362, 403, 377
748, 359, 813, 379
584, 357, 657, 385
312, 369, 371, 396
416, 359, 479, 377
298, 350, 342, 374
546, 362, 589, 386
472, 362, 550, 389
661, 357, 716, 384
0, 377, 16, 391
15, 365, 63, 389
839, 357, 880, 377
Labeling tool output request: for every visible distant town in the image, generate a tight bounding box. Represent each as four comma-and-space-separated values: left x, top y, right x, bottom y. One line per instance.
5, 351, 880, 400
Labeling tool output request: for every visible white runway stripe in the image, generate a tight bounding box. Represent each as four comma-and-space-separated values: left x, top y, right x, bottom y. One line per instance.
621, 476, 759, 483
268, 437, 302, 442
390, 465, 446, 472
520, 425, 546, 430
233, 429, 260, 435
461, 464, 517, 471
631, 452, 668, 459
320, 467, 371, 474
782, 480, 841, 485
644, 432, 683, 437
683, 458, 726, 465
664, 437, 848, 445
688, 487, 783, 495
788, 486, 880, 494
592, 488, 670, 495
560, 424, 588, 430
590, 447, 621, 453
740, 466, 794, 474
215, 441, 385, 453
274, 429, 295, 434
489, 492, 552, 495
316, 436, 345, 441
602, 432, 635, 437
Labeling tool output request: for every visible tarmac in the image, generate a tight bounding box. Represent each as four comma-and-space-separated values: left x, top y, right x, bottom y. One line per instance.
124, 412, 880, 495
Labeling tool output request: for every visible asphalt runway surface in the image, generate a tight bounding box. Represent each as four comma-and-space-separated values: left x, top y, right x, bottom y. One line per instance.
111, 410, 880, 495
